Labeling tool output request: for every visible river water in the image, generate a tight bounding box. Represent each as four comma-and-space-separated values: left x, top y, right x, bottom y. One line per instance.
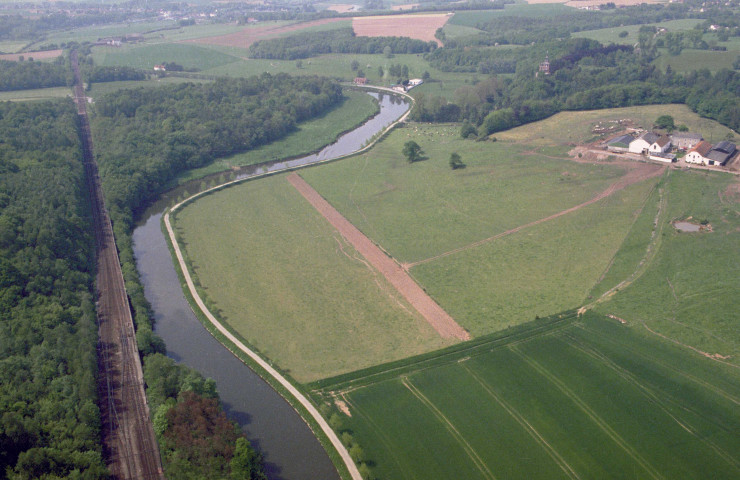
132, 92, 409, 480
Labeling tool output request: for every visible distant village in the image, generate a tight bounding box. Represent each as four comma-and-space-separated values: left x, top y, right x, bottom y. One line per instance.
605, 130, 737, 168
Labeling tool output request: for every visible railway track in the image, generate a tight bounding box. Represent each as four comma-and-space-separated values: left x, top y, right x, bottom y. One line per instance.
71, 51, 165, 480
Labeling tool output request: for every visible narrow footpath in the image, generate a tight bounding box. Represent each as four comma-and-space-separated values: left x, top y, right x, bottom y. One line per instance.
71, 50, 164, 480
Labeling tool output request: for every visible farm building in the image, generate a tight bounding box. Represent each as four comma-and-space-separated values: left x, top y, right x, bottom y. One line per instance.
629, 132, 659, 154
408, 78, 424, 87
706, 141, 737, 166
648, 151, 675, 163
649, 135, 671, 154
153, 64, 166, 71
606, 134, 634, 153
671, 132, 703, 150
354, 77, 367, 85
685, 141, 714, 165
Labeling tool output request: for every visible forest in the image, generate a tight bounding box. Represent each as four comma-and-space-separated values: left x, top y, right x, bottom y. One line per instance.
248, 27, 437, 60
0, 59, 71, 91
0, 100, 107, 479
413, 37, 740, 134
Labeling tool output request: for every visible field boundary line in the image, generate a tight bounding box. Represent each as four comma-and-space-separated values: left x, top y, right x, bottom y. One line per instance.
408, 164, 665, 269
509, 346, 664, 480
288, 172, 470, 340
402, 377, 497, 480
342, 396, 416, 480
462, 365, 581, 480
559, 332, 740, 470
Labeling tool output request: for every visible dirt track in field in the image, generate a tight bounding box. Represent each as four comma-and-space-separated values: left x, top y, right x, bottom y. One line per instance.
408, 162, 665, 269
287, 173, 470, 341
183, 18, 345, 48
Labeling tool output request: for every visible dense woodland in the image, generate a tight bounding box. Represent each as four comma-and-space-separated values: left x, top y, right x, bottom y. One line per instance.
0, 100, 107, 479
0, 59, 71, 91
248, 27, 437, 60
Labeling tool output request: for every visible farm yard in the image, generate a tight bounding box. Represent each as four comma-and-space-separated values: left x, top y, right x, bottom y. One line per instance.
314, 311, 740, 480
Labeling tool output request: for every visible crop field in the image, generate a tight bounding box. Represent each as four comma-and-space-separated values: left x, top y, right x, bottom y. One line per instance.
176, 89, 379, 183
593, 169, 740, 366
0, 49, 63, 61
449, 4, 573, 27
43, 20, 175, 44
352, 14, 451, 45
173, 174, 453, 383
316, 311, 740, 480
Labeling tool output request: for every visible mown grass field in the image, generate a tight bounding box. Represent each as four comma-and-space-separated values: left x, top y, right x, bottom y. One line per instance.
0, 86, 71, 101
449, 4, 573, 26
173, 174, 453, 383
176, 89, 379, 183
653, 48, 740, 73
572, 18, 705, 45
317, 311, 740, 480
300, 123, 629, 264
593, 169, 740, 365
93, 42, 241, 71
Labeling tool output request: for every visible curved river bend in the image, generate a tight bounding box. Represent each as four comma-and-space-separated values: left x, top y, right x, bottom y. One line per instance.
132, 92, 409, 480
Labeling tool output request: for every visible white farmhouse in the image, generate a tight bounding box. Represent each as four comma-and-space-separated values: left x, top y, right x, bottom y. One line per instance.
649, 135, 671, 154
685, 141, 713, 165
629, 132, 659, 154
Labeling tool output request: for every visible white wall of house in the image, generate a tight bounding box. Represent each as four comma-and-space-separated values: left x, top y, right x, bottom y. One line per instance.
649, 141, 671, 153
685, 152, 709, 165
629, 139, 650, 153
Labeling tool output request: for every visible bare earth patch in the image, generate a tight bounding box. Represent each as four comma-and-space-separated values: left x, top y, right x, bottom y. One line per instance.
0, 49, 63, 61
288, 173, 470, 341
352, 13, 451, 46
183, 18, 345, 49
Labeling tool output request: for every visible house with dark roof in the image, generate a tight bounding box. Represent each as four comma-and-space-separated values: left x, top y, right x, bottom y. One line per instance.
629, 132, 659, 154
606, 134, 634, 153
706, 141, 737, 166
649, 135, 671, 154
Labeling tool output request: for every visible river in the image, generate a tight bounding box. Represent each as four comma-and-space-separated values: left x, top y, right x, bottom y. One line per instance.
132, 92, 409, 480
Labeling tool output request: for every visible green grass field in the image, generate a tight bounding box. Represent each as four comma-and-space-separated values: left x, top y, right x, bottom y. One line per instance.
0, 86, 71, 101
93, 42, 241, 71
653, 48, 740, 73
300, 123, 628, 264
573, 19, 705, 46
175, 89, 379, 183
317, 311, 740, 480
173, 174, 453, 383
450, 4, 574, 27
593, 169, 740, 365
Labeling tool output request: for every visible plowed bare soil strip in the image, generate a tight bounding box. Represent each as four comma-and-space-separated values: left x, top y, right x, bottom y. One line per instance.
408, 163, 665, 269
183, 18, 345, 48
352, 14, 450, 46
288, 173, 470, 340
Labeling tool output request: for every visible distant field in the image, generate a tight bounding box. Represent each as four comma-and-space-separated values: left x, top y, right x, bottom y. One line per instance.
43, 20, 175, 44
573, 18, 705, 45
653, 48, 740, 73
173, 174, 452, 382
0, 49, 63, 61
93, 42, 240, 71
317, 311, 740, 480
0, 41, 29, 54
352, 14, 451, 45
450, 4, 573, 27
593, 169, 740, 365
0, 86, 70, 102
176, 89, 379, 183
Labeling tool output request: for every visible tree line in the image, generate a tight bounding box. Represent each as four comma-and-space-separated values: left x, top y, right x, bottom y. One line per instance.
248, 27, 436, 60
0, 99, 108, 479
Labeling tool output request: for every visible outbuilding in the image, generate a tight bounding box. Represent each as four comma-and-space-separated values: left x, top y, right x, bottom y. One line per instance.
606, 134, 634, 153
671, 132, 703, 150
629, 132, 659, 154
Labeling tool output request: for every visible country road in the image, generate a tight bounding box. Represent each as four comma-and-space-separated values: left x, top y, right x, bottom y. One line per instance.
71, 50, 165, 480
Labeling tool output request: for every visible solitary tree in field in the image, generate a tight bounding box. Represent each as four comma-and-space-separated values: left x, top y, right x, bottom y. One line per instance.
383, 45, 392, 58
351, 60, 360, 71
403, 141, 422, 163
449, 152, 465, 170
654, 114, 675, 131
